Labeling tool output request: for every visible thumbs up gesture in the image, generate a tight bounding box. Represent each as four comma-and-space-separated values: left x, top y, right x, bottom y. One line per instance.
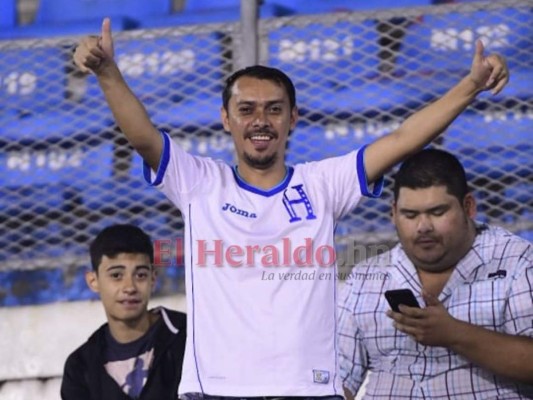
469, 39, 509, 95
73, 18, 115, 75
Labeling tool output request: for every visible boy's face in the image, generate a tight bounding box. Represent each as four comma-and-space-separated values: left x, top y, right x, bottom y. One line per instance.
86, 252, 155, 325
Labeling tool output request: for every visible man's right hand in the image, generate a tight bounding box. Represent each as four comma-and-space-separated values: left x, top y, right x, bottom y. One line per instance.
73, 18, 115, 75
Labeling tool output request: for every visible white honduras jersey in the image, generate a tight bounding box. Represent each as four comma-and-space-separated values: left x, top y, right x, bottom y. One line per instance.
144, 132, 383, 396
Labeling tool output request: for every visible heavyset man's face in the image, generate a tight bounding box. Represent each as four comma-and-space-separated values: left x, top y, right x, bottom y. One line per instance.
392, 185, 476, 273
221, 76, 297, 170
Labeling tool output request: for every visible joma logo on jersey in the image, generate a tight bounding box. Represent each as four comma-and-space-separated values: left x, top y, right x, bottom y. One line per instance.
222, 202, 257, 218
283, 184, 316, 223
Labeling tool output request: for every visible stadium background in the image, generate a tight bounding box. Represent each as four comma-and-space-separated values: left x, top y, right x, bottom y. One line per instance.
0, 0, 531, 398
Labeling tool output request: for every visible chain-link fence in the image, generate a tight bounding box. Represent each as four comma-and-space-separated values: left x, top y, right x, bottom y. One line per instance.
0, 0, 531, 305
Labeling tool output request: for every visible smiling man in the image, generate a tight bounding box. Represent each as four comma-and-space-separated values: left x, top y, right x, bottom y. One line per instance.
338, 149, 533, 399
60, 224, 187, 400
73, 17, 509, 399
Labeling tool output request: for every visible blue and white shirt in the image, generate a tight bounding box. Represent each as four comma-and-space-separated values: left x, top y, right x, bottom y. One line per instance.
338, 224, 533, 399
145, 132, 382, 396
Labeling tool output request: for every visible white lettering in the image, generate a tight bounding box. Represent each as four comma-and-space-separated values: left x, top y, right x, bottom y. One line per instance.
431, 24, 510, 52
5, 148, 87, 172
1, 71, 37, 96
278, 36, 355, 63
325, 120, 401, 140
117, 49, 196, 77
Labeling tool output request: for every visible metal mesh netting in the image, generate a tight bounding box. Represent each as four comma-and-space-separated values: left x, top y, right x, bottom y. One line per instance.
261, 0, 532, 248
0, 1, 531, 305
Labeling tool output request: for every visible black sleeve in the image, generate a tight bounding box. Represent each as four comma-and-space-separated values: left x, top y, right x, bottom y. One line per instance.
60, 352, 92, 400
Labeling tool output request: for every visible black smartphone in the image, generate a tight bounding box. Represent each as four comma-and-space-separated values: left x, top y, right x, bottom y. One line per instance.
384, 289, 420, 312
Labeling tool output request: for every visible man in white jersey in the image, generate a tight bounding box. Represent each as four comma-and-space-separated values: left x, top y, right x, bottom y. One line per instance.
73, 18, 509, 399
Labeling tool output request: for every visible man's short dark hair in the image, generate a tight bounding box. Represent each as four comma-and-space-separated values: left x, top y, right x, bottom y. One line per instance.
222, 65, 296, 111
393, 148, 469, 202
89, 224, 154, 272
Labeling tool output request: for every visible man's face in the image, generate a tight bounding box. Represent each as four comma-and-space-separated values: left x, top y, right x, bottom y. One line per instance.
221, 76, 298, 170
392, 186, 476, 273
86, 253, 155, 325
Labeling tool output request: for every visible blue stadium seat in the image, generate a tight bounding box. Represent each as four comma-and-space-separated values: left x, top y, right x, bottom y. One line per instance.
264, 0, 431, 15
0, 44, 113, 141
38, 0, 171, 31
505, 183, 533, 212
81, 177, 154, 215
150, 95, 222, 130
0, 22, 117, 40
133, 131, 235, 169
395, 7, 533, 99
0, 139, 114, 261
445, 111, 532, 180
268, 17, 438, 115
112, 32, 224, 107
36, 0, 170, 25
0, 137, 112, 260
0, 45, 68, 113
286, 122, 378, 165
141, 2, 293, 28
64, 266, 99, 302
183, 0, 241, 12
1, 268, 65, 306
351, 196, 393, 233
399, 8, 533, 70
72, 32, 224, 134
0, 109, 114, 143
0, 0, 16, 29
268, 19, 421, 115
77, 147, 166, 228
445, 111, 532, 149
0, 0, 171, 39
0, 183, 67, 217
0, 141, 114, 187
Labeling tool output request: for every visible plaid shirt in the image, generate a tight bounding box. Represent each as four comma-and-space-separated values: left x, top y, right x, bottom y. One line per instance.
338, 224, 533, 399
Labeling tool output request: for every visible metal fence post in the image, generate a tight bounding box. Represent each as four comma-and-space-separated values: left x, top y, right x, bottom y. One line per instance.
239, 0, 259, 68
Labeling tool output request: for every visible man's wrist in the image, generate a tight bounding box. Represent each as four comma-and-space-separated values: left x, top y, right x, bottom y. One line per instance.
447, 318, 473, 351
97, 63, 123, 86
461, 74, 485, 97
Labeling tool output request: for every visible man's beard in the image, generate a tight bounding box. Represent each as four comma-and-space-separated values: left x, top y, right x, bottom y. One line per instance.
243, 151, 278, 170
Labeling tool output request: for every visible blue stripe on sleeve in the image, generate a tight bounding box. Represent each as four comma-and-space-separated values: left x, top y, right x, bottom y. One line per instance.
143, 131, 171, 187
356, 145, 384, 198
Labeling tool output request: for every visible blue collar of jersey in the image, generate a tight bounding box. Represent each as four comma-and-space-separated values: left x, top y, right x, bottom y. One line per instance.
231, 165, 294, 197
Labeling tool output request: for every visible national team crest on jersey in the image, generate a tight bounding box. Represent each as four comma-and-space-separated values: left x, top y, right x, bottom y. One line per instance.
282, 184, 316, 223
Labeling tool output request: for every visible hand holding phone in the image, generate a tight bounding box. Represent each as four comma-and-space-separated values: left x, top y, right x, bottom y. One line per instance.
385, 289, 420, 313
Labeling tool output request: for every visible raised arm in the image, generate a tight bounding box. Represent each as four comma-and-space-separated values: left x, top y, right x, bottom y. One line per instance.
364, 40, 509, 183
73, 18, 162, 171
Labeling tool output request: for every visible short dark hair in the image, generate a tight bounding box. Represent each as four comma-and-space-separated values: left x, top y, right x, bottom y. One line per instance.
393, 148, 469, 202
222, 65, 296, 111
89, 224, 154, 272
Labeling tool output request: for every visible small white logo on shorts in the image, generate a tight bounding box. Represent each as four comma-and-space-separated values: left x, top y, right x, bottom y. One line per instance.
313, 369, 330, 384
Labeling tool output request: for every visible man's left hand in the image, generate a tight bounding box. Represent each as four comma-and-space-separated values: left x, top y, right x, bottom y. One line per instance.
469, 39, 509, 95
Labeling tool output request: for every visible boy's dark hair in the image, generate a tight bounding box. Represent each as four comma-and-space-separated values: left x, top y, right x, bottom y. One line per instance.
90, 224, 154, 272
222, 65, 296, 111
393, 148, 469, 202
